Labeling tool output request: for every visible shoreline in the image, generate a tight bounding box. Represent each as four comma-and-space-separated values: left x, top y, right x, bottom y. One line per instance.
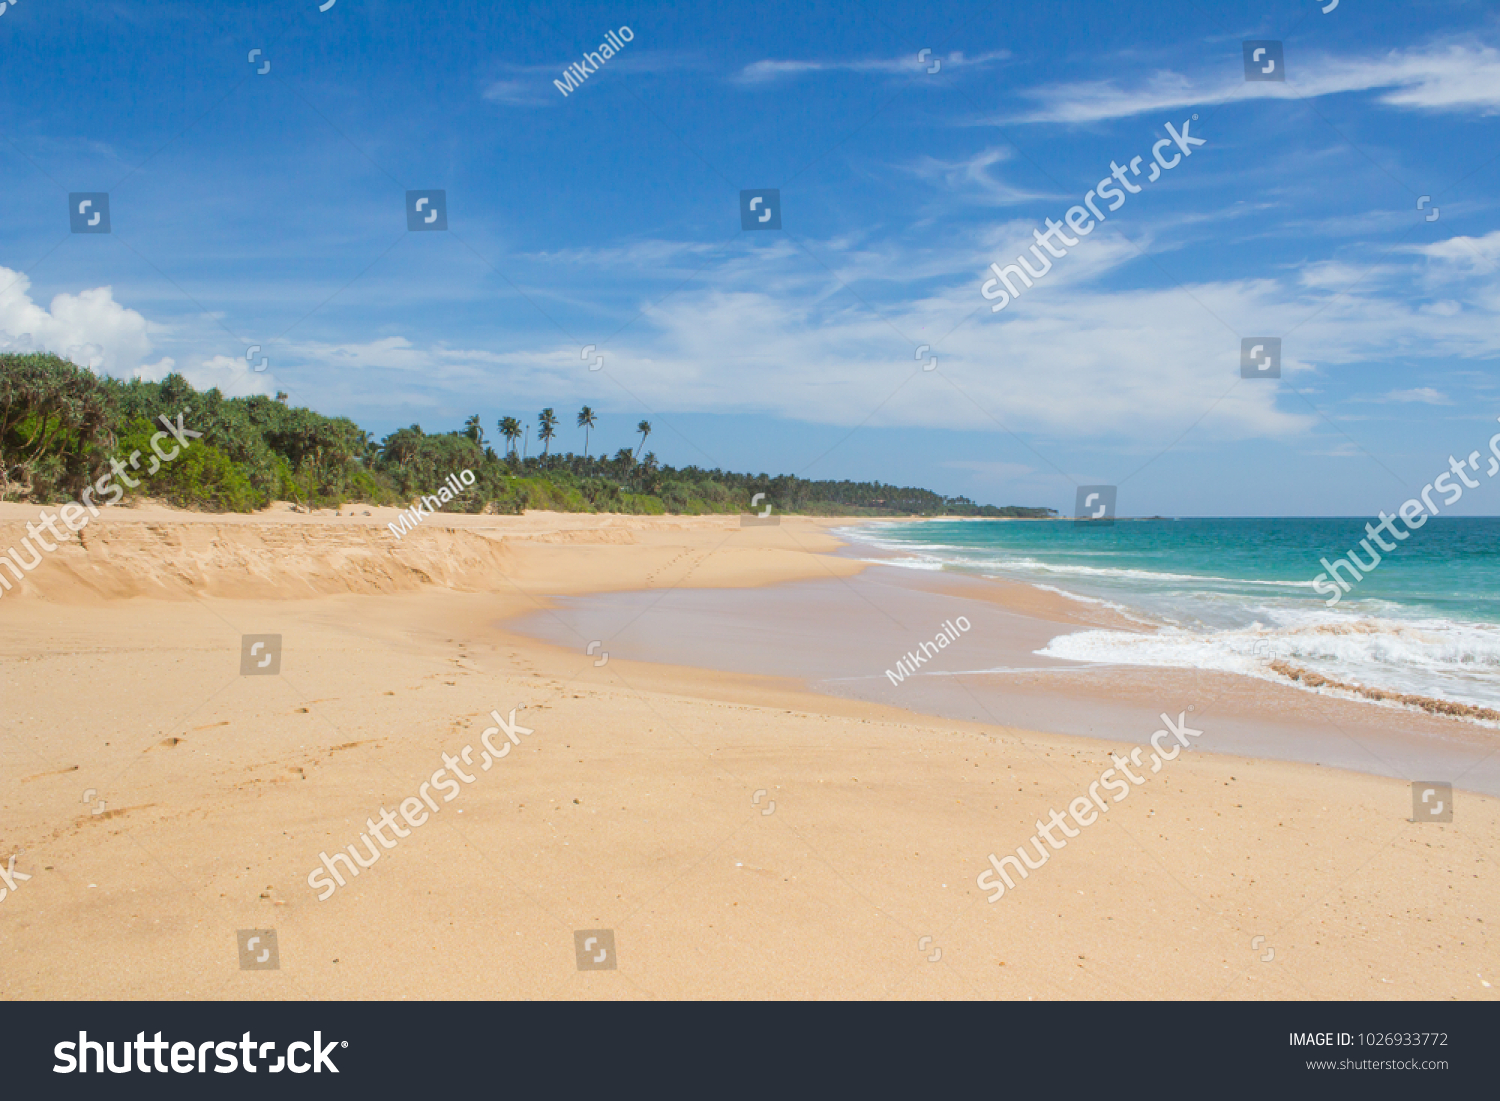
832, 517, 1500, 730
508, 552, 1500, 798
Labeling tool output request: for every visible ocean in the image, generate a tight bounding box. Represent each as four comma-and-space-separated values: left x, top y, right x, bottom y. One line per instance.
845, 516, 1500, 719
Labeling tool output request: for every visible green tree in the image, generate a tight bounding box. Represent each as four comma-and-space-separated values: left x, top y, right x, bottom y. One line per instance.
0, 352, 114, 500
498, 416, 522, 458
538, 408, 558, 456
463, 414, 486, 447
576, 406, 597, 458
381, 426, 424, 473
0, 352, 1058, 520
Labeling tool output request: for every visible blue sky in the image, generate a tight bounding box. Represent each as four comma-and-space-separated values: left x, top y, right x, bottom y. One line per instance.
4, 0, 1500, 515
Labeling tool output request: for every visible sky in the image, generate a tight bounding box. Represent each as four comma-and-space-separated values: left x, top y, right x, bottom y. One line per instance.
3, 0, 1500, 516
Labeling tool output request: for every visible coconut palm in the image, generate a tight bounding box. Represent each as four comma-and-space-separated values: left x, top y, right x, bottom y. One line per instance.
498, 416, 522, 458
635, 419, 651, 459
463, 414, 486, 446
538, 408, 558, 456
577, 406, 597, 458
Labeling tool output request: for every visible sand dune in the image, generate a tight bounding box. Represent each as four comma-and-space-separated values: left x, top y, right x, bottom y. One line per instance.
0, 502, 860, 603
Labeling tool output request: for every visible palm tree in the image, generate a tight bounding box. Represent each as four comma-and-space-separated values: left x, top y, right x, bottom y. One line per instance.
463, 414, 486, 447
498, 416, 522, 458
577, 406, 597, 458
538, 408, 558, 456
635, 419, 651, 459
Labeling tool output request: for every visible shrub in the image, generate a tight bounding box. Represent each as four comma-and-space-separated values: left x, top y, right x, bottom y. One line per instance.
114, 422, 260, 511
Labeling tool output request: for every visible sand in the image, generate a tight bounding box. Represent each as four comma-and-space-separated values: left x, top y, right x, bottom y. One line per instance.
0, 502, 1495, 1000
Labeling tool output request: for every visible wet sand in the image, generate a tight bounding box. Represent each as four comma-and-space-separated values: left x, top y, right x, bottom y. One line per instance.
511, 563, 1500, 797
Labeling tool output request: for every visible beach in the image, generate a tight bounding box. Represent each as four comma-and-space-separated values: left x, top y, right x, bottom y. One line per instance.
0, 503, 1495, 1000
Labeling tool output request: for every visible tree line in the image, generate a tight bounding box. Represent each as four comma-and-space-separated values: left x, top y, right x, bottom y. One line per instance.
0, 353, 1056, 518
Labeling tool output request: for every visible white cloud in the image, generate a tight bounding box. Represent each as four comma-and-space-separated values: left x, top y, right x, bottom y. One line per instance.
902, 147, 1052, 206
1385, 387, 1452, 404
482, 51, 706, 106
0, 267, 172, 376
0, 267, 279, 396
23, 218, 1500, 456
1005, 41, 1500, 123
735, 50, 1010, 86
266, 246, 1317, 446
526, 239, 726, 270
133, 354, 277, 398
1009, 70, 1226, 125
1409, 229, 1500, 273
218, 210, 1500, 452
481, 79, 551, 107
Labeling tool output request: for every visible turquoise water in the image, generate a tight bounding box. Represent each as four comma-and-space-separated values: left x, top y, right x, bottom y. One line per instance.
845, 517, 1500, 715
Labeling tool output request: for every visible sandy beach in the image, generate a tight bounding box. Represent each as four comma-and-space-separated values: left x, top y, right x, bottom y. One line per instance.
1, 503, 1495, 1000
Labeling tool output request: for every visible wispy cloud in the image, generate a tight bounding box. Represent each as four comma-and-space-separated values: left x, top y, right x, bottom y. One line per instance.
1385, 387, 1453, 404
734, 50, 1009, 86
481, 51, 706, 106
901, 147, 1053, 206
41, 207, 1500, 449
481, 79, 553, 107
1408, 229, 1500, 272
1002, 41, 1500, 123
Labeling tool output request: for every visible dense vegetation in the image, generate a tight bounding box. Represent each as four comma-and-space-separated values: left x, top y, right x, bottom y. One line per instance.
0, 353, 1056, 518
